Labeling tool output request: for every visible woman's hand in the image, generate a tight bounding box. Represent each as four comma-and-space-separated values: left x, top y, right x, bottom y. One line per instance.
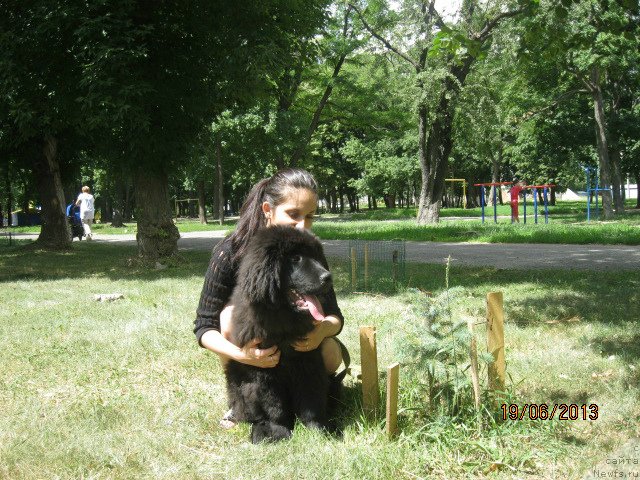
237, 339, 280, 368
292, 319, 331, 352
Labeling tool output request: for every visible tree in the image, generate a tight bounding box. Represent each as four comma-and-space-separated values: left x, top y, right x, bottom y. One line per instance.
518, 0, 639, 218
350, 0, 535, 223
0, 2, 90, 248
1, 1, 330, 258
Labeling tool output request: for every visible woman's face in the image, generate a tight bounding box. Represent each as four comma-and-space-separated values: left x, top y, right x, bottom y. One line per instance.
263, 188, 317, 230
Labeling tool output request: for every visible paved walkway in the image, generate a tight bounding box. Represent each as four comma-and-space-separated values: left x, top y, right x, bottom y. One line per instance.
9, 231, 640, 271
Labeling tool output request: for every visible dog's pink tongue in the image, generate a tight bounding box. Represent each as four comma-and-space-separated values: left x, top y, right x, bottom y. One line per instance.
303, 295, 325, 321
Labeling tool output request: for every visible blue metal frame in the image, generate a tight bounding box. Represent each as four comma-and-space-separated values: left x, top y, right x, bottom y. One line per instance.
584, 166, 611, 221
493, 186, 498, 223
544, 187, 549, 224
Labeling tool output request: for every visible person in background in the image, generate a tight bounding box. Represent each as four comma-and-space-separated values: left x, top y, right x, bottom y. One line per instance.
75, 186, 95, 240
510, 179, 525, 223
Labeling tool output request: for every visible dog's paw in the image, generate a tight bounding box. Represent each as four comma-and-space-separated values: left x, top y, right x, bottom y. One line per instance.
251, 421, 292, 444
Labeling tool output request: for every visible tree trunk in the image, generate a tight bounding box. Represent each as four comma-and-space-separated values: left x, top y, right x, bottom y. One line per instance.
491, 155, 500, 183
111, 174, 125, 227
134, 167, 180, 260
416, 103, 434, 222
5, 164, 12, 226
102, 195, 113, 223
635, 170, 640, 209
197, 179, 207, 224
34, 135, 71, 249
330, 189, 338, 213
417, 113, 453, 223
417, 60, 471, 224
1, 163, 7, 227
610, 147, 624, 213
216, 137, 224, 225
123, 182, 133, 222
590, 66, 614, 220
491, 153, 500, 206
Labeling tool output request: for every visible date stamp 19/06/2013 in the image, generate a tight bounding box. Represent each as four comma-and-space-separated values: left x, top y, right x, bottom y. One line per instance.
501, 403, 599, 421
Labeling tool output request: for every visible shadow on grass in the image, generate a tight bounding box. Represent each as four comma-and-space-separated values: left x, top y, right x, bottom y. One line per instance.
591, 333, 640, 363
330, 382, 365, 435
332, 259, 640, 349
546, 388, 591, 406
0, 241, 214, 283
2, 243, 638, 351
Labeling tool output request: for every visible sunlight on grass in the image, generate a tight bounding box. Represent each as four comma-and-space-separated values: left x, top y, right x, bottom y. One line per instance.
7, 201, 640, 246
0, 243, 638, 478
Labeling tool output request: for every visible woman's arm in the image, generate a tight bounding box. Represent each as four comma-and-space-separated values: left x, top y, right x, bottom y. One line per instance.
200, 328, 280, 368
291, 315, 341, 351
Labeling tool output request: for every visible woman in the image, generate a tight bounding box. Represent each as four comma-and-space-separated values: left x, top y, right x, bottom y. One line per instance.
194, 168, 346, 427
75, 186, 95, 240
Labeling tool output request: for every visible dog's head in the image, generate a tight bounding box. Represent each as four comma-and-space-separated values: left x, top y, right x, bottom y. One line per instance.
238, 226, 332, 318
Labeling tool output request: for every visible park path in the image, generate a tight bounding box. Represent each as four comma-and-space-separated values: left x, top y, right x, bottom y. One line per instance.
10, 231, 640, 271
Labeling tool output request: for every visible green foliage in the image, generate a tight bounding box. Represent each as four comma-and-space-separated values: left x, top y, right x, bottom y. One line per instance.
341, 135, 418, 199
391, 286, 477, 419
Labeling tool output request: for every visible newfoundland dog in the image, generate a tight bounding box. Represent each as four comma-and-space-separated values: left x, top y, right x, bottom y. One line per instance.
225, 226, 339, 443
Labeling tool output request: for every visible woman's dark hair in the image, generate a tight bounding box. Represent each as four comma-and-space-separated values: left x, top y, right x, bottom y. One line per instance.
229, 168, 318, 260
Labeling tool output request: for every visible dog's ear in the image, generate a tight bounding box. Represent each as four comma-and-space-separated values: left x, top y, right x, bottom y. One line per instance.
241, 249, 282, 306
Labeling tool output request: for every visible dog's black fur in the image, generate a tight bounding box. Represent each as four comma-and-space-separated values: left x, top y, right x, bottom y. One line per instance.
225, 226, 337, 443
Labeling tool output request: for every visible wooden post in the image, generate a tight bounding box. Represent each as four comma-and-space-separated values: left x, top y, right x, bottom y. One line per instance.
364, 243, 369, 291
386, 362, 400, 439
359, 326, 379, 415
351, 247, 357, 291
486, 292, 506, 393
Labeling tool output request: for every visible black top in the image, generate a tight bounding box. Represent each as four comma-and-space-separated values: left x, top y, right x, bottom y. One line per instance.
194, 236, 344, 346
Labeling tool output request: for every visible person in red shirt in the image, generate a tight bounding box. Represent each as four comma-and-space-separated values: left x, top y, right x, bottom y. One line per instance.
510, 180, 524, 223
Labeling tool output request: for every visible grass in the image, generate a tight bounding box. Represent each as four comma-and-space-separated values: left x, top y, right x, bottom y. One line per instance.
313, 219, 640, 244
311, 200, 640, 244
7, 200, 640, 245
1, 242, 638, 479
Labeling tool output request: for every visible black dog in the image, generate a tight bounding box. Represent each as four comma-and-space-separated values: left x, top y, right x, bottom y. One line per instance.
225, 226, 336, 443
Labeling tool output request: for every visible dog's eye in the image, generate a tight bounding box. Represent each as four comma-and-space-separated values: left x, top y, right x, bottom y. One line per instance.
292, 255, 302, 263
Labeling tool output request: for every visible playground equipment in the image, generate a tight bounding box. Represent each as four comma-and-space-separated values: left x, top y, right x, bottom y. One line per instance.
174, 198, 199, 218
474, 181, 555, 224
473, 182, 513, 223
520, 184, 555, 224
444, 178, 468, 209
583, 166, 611, 221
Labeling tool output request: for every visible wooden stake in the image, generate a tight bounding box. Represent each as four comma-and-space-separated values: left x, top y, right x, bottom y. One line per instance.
359, 326, 379, 415
486, 292, 506, 393
386, 362, 400, 439
351, 247, 357, 291
364, 243, 369, 291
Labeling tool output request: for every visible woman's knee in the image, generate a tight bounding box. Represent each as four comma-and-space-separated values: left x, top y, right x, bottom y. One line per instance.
320, 337, 342, 374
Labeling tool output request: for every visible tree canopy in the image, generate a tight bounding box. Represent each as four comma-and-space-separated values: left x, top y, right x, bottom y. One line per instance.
1, 0, 639, 254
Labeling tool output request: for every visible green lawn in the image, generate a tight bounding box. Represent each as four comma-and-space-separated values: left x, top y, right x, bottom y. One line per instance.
5, 200, 640, 245
1, 242, 638, 479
